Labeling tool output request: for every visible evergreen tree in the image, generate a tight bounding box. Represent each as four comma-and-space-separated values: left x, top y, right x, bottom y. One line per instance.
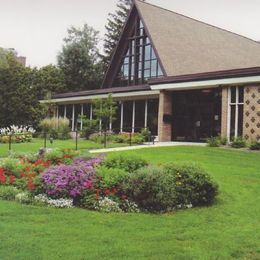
102, 0, 133, 68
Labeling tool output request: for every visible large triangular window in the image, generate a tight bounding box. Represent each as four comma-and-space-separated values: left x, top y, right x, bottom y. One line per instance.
114, 19, 164, 87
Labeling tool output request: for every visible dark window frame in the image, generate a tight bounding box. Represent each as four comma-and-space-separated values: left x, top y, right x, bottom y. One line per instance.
114, 18, 163, 87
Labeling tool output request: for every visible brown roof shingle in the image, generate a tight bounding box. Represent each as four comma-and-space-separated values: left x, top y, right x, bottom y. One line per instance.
135, 0, 260, 76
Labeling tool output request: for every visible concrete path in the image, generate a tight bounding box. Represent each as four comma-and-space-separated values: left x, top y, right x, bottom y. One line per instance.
89, 142, 206, 153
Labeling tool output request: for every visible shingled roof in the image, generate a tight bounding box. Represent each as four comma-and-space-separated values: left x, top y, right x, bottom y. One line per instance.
135, 0, 260, 76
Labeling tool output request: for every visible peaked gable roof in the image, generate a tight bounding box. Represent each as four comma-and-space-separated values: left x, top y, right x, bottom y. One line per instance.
135, 0, 260, 77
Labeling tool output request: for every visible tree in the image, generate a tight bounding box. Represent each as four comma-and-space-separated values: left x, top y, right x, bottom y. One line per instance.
57, 24, 103, 92
0, 48, 8, 69
0, 53, 44, 127
34, 65, 65, 98
102, 0, 138, 68
93, 94, 117, 131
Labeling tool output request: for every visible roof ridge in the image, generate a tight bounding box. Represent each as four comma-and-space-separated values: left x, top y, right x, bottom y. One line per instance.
135, 0, 260, 44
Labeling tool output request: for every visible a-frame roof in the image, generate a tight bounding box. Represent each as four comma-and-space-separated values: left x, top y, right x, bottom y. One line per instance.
135, 0, 260, 77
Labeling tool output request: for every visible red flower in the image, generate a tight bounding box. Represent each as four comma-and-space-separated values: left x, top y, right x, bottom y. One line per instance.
24, 166, 31, 172
27, 179, 35, 190
0, 173, 6, 184
105, 189, 110, 195
121, 195, 128, 200
9, 175, 16, 184
111, 188, 118, 194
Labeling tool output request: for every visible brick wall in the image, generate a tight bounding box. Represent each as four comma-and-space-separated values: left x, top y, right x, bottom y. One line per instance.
221, 87, 229, 138
158, 91, 172, 142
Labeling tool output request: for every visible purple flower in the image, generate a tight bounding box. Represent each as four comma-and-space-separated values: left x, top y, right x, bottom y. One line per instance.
41, 156, 102, 199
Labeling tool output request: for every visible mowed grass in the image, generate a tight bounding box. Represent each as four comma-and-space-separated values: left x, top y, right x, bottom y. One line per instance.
0, 138, 128, 157
0, 146, 260, 259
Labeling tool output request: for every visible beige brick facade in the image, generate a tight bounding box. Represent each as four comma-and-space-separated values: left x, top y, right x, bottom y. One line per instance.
221, 87, 229, 138
158, 91, 172, 142
243, 85, 260, 142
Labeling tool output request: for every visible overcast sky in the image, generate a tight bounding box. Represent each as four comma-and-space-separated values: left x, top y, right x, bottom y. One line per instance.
1, 0, 260, 68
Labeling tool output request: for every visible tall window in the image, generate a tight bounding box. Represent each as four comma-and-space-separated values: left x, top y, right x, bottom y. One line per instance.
228, 86, 244, 140
114, 19, 164, 87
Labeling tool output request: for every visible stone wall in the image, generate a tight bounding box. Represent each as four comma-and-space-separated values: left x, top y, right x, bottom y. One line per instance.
243, 85, 260, 142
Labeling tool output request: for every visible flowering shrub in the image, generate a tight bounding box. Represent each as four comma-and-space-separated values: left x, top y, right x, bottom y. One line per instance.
94, 197, 122, 213
123, 164, 219, 212
0, 125, 35, 143
0, 149, 218, 214
15, 192, 32, 204
34, 194, 73, 208
41, 156, 104, 199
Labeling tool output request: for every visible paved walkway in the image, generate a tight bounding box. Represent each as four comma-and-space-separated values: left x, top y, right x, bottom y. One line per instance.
89, 142, 206, 153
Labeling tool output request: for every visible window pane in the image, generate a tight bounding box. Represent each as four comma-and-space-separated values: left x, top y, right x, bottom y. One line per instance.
144, 69, 150, 78
147, 99, 159, 135
58, 105, 65, 117
231, 87, 236, 103
123, 64, 129, 77
112, 102, 121, 133
123, 101, 133, 132
74, 104, 82, 131
151, 60, 157, 77
239, 86, 244, 103
230, 105, 236, 139
157, 64, 163, 76
145, 45, 151, 60
144, 61, 150, 69
66, 105, 73, 129
151, 48, 156, 59
238, 105, 244, 136
83, 104, 91, 119
135, 100, 145, 131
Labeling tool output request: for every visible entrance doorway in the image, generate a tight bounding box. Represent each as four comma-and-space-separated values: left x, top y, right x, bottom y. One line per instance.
172, 88, 221, 142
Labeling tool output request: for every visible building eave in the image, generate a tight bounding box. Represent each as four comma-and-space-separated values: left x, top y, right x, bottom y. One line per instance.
40, 89, 160, 104
149, 67, 260, 91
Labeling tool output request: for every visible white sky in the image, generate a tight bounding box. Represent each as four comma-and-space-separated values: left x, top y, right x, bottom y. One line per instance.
1, 0, 260, 68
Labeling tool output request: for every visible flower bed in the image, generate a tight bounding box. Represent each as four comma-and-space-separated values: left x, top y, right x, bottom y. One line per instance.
0, 125, 35, 143
0, 152, 219, 213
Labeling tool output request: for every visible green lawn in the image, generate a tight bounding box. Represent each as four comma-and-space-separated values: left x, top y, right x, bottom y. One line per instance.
0, 146, 260, 259
0, 138, 128, 157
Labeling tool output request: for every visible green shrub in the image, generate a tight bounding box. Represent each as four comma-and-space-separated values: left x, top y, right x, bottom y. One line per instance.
231, 137, 246, 148
163, 164, 219, 206
0, 186, 20, 200
207, 137, 220, 147
0, 158, 25, 177
123, 164, 219, 212
81, 117, 99, 139
96, 166, 128, 189
77, 193, 97, 209
103, 155, 148, 173
140, 128, 150, 142
219, 136, 228, 145
131, 133, 145, 144
249, 141, 260, 150
112, 133, 129, 143
44, 149, 64, 164
122, 166, 178, 212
